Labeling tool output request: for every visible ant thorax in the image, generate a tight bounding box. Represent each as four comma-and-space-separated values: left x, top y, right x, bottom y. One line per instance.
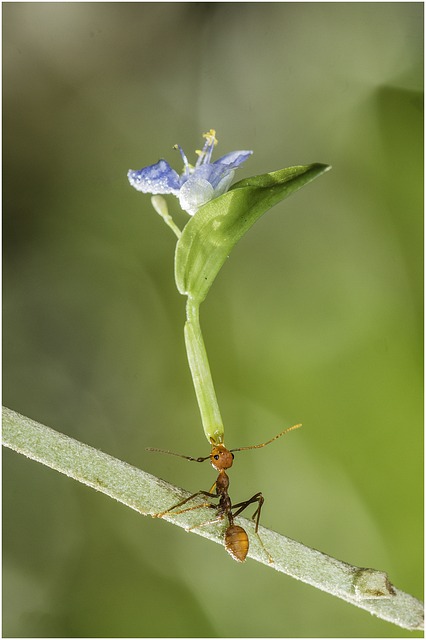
209, 444, 234, 471
215, 468, 230, 494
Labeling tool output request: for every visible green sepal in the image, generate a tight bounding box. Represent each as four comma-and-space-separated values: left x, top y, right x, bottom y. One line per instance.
175, 163, 330, 304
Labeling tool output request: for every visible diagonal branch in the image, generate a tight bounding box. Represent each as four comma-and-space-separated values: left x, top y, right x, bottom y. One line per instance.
2, 406, 423, 631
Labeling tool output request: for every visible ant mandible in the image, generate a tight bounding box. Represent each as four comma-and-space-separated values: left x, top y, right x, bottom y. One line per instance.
147, 423, 301, 563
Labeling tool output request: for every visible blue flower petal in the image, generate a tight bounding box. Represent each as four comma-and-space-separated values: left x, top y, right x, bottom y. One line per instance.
127, 159, 180, 195
189, 163, 235, 191
213, 150, 253, 168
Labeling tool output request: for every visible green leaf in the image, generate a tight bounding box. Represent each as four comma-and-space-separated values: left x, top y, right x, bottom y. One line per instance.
175, 163, 331, 304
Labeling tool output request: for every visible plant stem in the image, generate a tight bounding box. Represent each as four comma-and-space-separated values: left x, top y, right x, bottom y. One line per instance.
2, 406, 423, 631
184, 298, 225, 444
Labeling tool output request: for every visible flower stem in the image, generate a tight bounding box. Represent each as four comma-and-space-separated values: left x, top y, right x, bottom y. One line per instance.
184, 298, 225, 444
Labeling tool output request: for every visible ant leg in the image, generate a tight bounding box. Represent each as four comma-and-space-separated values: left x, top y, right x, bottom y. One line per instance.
232, 493, 273, 564
154, 490, 217, 518
251, 495, 264, 533
187, 512, 225, 532
232, 492, 264, 531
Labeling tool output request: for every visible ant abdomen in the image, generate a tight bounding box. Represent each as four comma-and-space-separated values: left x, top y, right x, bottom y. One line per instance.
225, 524, 249, 563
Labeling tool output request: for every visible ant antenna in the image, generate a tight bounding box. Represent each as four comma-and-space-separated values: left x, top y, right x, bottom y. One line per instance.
146, 447, 211, 463
229, 423, 302, 453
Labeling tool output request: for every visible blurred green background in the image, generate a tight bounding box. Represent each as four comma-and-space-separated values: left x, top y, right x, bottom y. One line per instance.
3, 3, 423, 637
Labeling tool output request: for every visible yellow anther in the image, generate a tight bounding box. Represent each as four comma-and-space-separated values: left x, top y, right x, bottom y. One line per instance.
203, 129, 218, 146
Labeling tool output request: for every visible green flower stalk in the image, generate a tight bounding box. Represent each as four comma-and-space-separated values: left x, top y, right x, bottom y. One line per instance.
184, 297, 224, 444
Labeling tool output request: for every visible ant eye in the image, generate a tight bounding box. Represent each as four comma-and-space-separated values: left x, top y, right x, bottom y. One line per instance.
231, 453, 234, 459
214, 454, 219, 460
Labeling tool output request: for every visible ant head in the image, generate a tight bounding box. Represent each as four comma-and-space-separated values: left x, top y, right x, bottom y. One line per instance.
209, 442, 234, 471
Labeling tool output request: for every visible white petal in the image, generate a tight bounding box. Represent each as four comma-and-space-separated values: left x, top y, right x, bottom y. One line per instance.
178, 177, 214, 216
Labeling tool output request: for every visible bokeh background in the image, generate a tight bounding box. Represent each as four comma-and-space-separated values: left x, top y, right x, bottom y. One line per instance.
3, 3, 423, 638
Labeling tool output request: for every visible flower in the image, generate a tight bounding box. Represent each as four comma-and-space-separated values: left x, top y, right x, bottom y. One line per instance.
127, 130, 253, 216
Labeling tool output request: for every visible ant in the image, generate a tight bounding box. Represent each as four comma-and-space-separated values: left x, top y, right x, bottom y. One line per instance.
147, 423, 301, 563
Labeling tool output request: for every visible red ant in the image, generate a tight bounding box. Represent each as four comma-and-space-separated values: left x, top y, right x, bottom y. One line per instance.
147, 423, 301, 563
